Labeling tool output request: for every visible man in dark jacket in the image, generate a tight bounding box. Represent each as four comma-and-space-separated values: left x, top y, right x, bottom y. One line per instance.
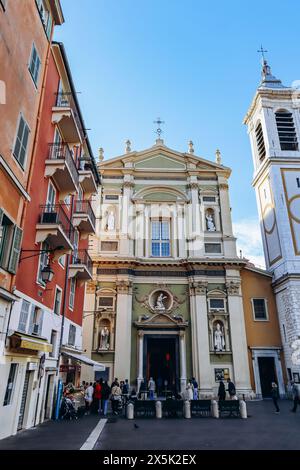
271, 382, 280, 413
291, 381, 299, 412
218, 381, 226, 401
227, 378, 236, 399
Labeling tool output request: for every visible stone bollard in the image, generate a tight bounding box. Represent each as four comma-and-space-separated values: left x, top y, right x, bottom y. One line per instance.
184, 400, 191, 419
126, 402, 134, 419
211, 400, 219, 419
156, 401, 162, 419
239, 400, 247, 419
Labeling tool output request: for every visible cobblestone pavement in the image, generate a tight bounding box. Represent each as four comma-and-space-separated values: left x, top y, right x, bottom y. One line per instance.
0, 400, 299, 450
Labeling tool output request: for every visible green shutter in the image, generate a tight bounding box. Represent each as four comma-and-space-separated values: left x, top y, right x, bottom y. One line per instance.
8, 226, 23, 274
0, 208, 3, 226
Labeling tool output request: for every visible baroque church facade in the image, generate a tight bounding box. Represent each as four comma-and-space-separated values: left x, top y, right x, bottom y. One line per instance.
82, 137, 285, 398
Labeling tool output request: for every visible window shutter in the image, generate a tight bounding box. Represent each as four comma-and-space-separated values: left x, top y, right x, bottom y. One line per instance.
18, 300, 30, 332
28, 305, 35, 335
19, 124, 29, 167
8, 226, 23, 274
0, 208, 3, 226
38, 310, 44, 336
34, 56, 41, 84
13, 116, 25, 161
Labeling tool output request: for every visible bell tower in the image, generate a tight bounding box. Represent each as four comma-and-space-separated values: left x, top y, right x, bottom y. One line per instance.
244, 58, 300, 379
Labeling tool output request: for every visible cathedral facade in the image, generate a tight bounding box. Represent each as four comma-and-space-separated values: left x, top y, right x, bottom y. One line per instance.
82, 138, 285, 398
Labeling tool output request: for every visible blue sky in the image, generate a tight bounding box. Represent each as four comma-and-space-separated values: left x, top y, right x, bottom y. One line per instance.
55, 0, 300, 266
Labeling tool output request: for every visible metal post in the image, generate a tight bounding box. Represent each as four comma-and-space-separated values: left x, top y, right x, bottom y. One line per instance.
54, 379, 63, 420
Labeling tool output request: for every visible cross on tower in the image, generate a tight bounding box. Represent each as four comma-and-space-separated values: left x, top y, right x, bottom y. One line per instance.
153, 117, 165, 138
257, 45, 268, 61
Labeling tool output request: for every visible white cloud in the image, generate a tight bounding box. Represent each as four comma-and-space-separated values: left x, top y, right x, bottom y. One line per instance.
233, 217, 266, 269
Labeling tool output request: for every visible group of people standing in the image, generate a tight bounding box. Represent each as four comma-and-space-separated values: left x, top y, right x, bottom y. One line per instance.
81, 379, 111, 416
82, 378, 136, 416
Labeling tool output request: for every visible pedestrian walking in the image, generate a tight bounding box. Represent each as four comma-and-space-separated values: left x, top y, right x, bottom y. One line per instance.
148, 377, 156, 400
191, 377, 198, 400
291, 381, 300, 413
129, 389, 138, 402
185, 382, 193, 401
101, 381, 111, 416
84, 382, 94, 415
227, 378, 236, 399
94, 379, 102, 414
218, 380, 226, 401
271, 382, 280, 413
139, 379, 147, 400
122, 379, 130, 403
111, 381, 122, 415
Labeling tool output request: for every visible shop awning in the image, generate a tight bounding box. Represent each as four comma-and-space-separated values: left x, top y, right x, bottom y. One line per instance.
10, 332, 53, 353
61, 351, 105, 371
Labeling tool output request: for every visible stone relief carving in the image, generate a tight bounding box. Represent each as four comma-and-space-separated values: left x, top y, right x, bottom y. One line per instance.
226, 281, 241, 295
135, 288, 185, 315
116, 280, 132, 294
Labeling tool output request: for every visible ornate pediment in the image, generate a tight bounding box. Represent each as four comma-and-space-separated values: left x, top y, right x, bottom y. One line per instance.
135, 154, 186, 170
135, 311, 188, 328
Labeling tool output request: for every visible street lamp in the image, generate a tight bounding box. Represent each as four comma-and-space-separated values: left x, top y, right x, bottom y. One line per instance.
41, 263, 54, 284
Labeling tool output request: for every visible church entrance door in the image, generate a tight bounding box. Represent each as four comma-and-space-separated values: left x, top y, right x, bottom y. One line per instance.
145, 336, 179, 396
258, 356, 277, 398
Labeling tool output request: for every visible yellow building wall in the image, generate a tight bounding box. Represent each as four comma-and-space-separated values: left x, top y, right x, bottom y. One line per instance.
241, 267, 286, 390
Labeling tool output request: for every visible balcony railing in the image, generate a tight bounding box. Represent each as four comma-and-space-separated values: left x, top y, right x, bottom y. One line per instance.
39, 204, 74, 242
74, 200, 96, 227
78, 156, 93, 171
48, 143, 79, 188
54, 92, 84, 141
71, 249, 92, 275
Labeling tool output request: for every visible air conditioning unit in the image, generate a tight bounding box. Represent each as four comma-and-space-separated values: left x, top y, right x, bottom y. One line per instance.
32, 324, 39, 335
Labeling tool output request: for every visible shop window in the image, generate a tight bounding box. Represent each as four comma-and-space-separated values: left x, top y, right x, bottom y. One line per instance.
3, 364, 17, 406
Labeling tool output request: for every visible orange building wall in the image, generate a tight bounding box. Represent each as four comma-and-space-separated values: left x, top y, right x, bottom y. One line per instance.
0, 0, 49, 190
0, 0, 51, 293
241, 267, 286, 389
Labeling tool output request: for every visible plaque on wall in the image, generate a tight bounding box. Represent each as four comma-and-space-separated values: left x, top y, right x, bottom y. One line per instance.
214, 368, 230, 382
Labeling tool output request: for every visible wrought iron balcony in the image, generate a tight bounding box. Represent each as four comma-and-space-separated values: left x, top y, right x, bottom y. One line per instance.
69, 249, 93, 281
36, 204, 74, 255
73, 200, 96, 235
45, 144, 79, 198
78, 157, 97, 196
52, 92, 84, 144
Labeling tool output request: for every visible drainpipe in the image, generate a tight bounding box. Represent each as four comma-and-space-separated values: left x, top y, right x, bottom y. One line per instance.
56, 196, 74, 377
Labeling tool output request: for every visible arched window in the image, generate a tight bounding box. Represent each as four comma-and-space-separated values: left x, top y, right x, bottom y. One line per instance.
275, 110, 298, 151
255, 122, 266, 161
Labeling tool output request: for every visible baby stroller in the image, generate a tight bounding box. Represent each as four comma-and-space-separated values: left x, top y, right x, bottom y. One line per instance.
60, 396, 78, 420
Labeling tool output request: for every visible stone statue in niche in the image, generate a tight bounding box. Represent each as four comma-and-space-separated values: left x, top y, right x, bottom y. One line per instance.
214, 322, 225, 351
206, 212, 216, 231
154, 292, 168, 310
99, 326, 110, 350
105, 211, 115, 231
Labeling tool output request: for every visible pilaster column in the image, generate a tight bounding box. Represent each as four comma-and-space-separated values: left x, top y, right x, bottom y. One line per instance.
193, 281, 213, 396
114, 280, 133, 381
137, 330, 144, 391
179, 331, 187, 392
226, 279, 252, 395
120, 178, 134, 256
177, 204, 186, 258
135, 204, 144, 257
218, 182, 233, 237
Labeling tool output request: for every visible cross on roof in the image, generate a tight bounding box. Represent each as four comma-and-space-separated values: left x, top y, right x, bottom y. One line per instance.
257, 45, 268, 61
153, 117, 165, 138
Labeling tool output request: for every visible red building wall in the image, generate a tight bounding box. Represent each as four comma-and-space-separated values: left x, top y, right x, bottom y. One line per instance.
15, 50, 87, 327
